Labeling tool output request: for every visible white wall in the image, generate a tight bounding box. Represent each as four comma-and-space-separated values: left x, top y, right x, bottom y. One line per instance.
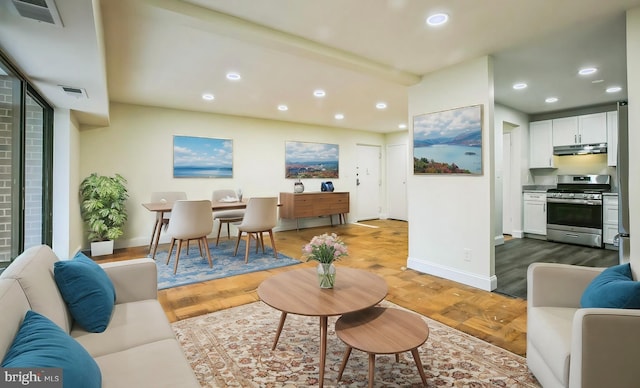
78, 102, 386, 249
52, 109, 82, 258
406, 56, 497, 291
627, 7, 640, 276
494, 104, 530, 239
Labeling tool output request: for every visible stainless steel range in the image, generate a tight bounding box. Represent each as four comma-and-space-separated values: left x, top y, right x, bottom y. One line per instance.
546, 175, 611, 248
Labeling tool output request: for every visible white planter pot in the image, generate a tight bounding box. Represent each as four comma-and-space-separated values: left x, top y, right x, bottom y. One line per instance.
91, 240, 114, 256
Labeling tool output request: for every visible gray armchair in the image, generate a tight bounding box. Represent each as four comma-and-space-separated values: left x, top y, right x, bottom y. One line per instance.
526, 262, 640, 388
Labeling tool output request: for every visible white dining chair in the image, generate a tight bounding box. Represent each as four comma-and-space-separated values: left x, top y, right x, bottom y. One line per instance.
165, 200, 214, 274
212, 189, 246, 246
233, 197, 278, 263
149, 191, 187, 250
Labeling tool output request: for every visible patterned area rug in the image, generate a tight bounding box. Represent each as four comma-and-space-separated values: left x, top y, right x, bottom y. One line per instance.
152, 239, 301, 289
172, 300, 540, 387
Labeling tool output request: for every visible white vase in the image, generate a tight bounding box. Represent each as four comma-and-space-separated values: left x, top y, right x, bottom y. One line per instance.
317, 263, 336, 288
91, 240, 114, 256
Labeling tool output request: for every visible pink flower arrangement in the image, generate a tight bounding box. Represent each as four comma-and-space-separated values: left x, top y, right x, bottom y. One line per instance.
302, 233, 348, 264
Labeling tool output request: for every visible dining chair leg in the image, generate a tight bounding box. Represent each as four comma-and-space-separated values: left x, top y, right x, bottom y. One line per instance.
215, 221, 223, 246
173, 240, 183, 274
233, 231, 242, 255
244, 232, 251, 263
268, 230, 278, 258
166, 238, 176, 265
202, 236, 213, 267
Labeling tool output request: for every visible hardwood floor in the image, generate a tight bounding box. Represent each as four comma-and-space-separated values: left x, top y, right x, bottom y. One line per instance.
495, 237, 619, 299
96, 219, 529, 356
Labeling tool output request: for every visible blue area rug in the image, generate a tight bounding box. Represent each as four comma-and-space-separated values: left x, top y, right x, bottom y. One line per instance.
151, 239, 301, 290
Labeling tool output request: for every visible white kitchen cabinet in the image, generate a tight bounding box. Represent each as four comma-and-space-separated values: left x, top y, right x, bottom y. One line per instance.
607, 111, 618, 166
552, 112, 607, 147
523, 192, 547, 236
603, 195, 619, 245
529, 120, 555, 168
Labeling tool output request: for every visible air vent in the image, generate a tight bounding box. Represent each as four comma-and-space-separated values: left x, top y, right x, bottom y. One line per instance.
60, 86, 88, 99
11, 0, 64, 27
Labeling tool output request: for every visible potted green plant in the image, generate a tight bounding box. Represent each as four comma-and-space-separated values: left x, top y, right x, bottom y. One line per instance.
79, 173, 129, 256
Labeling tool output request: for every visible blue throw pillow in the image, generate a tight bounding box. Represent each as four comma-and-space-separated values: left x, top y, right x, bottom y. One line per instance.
2, 310, 102, 388
580, 263, 640, 308
54, 252, 116, 332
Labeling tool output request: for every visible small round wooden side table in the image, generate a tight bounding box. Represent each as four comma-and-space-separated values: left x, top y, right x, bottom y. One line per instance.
335, 307, 430, 387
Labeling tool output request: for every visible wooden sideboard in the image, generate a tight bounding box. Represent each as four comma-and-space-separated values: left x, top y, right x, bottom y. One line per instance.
279, 192, 349, 228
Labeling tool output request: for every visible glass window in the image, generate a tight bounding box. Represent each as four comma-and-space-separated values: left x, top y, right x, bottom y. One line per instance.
0, 53, 53, 267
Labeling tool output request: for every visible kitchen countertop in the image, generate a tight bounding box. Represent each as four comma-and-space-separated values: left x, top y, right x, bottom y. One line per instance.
522, 185, 555, 193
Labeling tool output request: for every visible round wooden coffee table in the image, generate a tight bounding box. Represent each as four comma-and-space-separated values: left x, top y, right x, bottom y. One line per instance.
257, 267, 388, 388
335, 307, 430, 387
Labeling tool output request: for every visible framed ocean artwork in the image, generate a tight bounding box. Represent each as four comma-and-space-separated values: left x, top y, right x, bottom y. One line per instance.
285, 141, 339, 179
173, 135, 233, 178
413, 104, 483, 175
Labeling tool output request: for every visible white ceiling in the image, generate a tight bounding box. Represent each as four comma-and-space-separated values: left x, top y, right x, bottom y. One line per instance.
0, 0, 638, 132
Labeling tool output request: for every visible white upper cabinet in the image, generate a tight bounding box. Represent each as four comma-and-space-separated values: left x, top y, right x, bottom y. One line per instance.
552, 116, 578, 146
579, 113, 608, 144
529, 120, 555, 168
607, 111, 618, 166
552, 112, 607, 146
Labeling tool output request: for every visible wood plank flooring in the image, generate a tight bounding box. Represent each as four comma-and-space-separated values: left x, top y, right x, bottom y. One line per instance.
96, 220, 529, 356
494, 237, 619, 299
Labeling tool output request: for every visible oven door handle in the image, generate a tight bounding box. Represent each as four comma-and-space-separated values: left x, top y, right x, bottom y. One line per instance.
546, 198, 602, 205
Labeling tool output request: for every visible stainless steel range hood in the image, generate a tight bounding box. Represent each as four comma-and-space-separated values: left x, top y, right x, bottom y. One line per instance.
553, 143, 607, 156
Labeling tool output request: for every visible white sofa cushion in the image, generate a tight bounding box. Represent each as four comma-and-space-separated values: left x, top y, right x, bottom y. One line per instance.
528, 306, 577, 385
72, 299, 176, 357
0, 280, 30, 358
0, 245, 73, 332
95, 339, 199, 388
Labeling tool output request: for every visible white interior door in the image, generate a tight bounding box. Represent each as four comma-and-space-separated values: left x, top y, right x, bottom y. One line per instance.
386, 143, 407, 221
355, 144, 381, 221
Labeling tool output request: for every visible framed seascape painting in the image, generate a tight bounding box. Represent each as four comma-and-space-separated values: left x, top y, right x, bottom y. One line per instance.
173, 135, 233, 178
285, 141, 339, 179
413, 104, 483, 175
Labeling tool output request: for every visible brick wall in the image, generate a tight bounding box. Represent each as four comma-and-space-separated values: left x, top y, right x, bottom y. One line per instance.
0, 76, 44, 262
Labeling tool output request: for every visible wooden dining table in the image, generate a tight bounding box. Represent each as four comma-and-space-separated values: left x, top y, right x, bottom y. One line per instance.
142, 199, 247, 259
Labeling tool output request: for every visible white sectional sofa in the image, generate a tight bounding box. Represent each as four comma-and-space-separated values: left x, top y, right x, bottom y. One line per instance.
0, 245, 199, 388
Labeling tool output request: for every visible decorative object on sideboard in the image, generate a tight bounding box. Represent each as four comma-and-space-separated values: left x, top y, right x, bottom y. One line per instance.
321, 181, 334, 192
294, 179, 305, 193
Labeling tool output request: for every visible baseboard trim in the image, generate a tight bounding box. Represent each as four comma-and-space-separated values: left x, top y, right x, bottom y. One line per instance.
495, 235, 505, 246
512, 229, 524, 238
407, 256, 497, 291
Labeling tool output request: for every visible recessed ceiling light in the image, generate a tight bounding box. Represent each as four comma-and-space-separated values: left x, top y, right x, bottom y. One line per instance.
398, 123, 407, 129
277, 104, 288, 111
313, 89, 326, 97
202, 93, 215, 101
376, 102, 387, 109
426, 13, 448, 26
606, 86, 622, 93
334, 113, 344, 120
545, 97, 558, 103
226, 72, 241, 81
513, 83, 527, 90
578, 67, 598, 76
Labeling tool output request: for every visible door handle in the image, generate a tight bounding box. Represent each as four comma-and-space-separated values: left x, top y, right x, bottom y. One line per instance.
356, 178, 360, 186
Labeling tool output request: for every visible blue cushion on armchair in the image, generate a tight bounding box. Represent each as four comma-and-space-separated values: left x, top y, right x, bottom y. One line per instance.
54, 251, 116, 332
580, 263, 640, 308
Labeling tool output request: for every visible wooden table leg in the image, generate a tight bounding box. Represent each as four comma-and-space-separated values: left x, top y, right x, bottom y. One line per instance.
150, 212, 164, 259
337, 346, 352, 381
411, 348, 428, 386
271, 312, 288, 350
319, 316, 328, 388
368, 353, 375, 388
